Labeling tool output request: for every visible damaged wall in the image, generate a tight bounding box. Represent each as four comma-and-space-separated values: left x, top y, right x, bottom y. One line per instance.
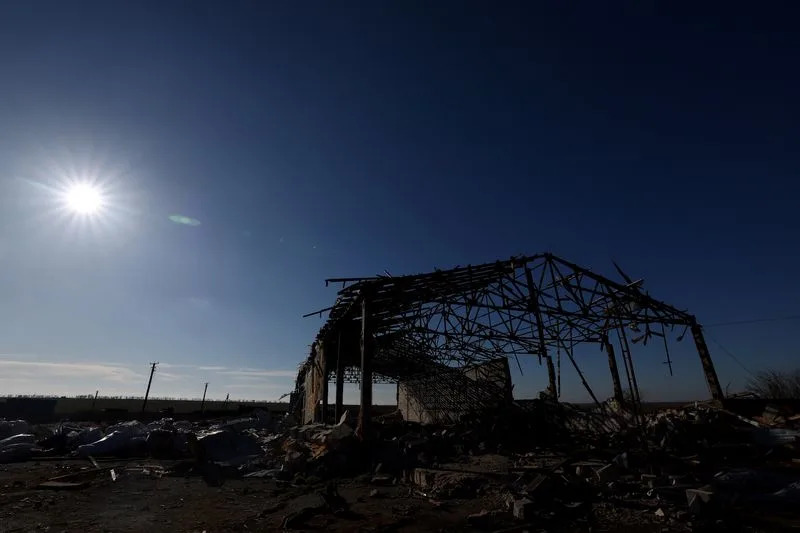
398, 358, 512, 424
302, 343, 326, 424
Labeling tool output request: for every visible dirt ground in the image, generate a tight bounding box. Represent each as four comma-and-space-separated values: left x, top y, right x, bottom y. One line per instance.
2, 456, 797, 533
0, 458, 505, 533
0, 456, 683, 533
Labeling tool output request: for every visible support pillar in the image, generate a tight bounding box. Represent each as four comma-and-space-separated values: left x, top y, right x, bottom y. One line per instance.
691, 323, 724, 401
357, 296, 373, 438
603, 335, 625, 404
334, 349, 344, 422
545, 355, 557, 398
320, 347, 329, 424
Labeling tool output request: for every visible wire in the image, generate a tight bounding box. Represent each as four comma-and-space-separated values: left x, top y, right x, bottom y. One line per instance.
705, 315, 800, 327
704, 331, 757, 378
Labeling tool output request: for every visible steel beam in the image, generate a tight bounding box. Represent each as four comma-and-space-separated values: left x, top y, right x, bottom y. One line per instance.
691, 323, 724, 401
357, 296, 373, 437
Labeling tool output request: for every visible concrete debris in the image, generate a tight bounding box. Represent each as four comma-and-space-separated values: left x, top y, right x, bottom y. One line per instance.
76, 421, 148, 457
193, 429, 263, 465
2, 398, 800, 530
0, 442, 37, 463
0, 419, 31, 439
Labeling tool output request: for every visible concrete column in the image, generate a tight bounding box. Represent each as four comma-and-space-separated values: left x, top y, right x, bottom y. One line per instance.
334, 367, 344, 422
320, 347, 329, 424
357, 296, 373, 437
691, 323, 724, 401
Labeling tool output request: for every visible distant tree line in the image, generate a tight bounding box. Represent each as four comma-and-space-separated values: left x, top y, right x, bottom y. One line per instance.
0, 394, 288, 403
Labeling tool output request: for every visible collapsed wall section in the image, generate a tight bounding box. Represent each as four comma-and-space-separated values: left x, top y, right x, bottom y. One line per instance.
398, 358, 512, 424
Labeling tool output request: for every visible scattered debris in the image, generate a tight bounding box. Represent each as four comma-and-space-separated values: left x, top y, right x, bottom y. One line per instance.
2, 395, 800, 531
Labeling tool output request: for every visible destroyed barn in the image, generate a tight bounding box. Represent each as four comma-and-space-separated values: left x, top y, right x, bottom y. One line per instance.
294, 253, 725, 430
1, 254, 799, 532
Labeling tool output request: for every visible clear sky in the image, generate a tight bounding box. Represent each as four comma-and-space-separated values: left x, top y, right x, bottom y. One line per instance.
0, 2, 798, 403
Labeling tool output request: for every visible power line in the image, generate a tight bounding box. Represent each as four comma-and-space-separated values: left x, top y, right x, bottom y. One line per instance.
705, 315, 800, 328
704, 332, 756, 378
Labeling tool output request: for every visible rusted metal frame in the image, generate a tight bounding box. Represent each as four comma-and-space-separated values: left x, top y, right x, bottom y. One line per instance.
544, 270, 600, 375
496, 274, 528, 303
529, 265, 562, 397
409, 326, 540, 355
438, 291, 539, 325
535, 302, 617, 324
542, 321, 604, 410
548, 260, 591, 315
537, 270, 582, 294
560, 278, 616, 305
601, 331, 625, 405
550, 254, 695, 322
537, 256, 550, 292
303, 306, 335, 318
472, 290, 508, 358
409, 304, 442, 356
565, 269, 591, 310
616, 319, 641, 407
441, 308, 531, 350
556, 342, 562, 397
614, 325, 637, 407
444, 308, 506, 364
357, 294, 373, 438
441, 299, 476, 343
524, 266, 549, 366
543, 262, 585, 321
334, 330, 344, 419
326, 276, 380, 286
537, 297, 690, 331
486, 280, 522, 344
690, 321, 724, 401
660, 323, 674, 376
531, 304, 602, 343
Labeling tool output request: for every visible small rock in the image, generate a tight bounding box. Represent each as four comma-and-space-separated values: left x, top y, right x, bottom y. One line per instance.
369, 489, 381, 498
655, 508, 665, 518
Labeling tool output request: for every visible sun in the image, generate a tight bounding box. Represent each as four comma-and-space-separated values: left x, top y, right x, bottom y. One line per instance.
64, 183, 104, 215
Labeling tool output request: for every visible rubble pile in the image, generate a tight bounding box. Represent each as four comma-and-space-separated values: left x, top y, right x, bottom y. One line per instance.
1, 400, 798, 530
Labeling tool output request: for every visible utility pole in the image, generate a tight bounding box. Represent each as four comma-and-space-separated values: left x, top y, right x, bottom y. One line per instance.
141, 362, 158, 414
223, 393, 230, 411
91, 390, 99, 411
200, 382, 209, 414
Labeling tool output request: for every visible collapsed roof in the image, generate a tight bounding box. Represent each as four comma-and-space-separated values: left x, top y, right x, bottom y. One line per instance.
298, 253, 723, 427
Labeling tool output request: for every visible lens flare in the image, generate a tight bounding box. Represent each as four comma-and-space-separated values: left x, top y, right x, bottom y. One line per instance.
64, 183, 104, 215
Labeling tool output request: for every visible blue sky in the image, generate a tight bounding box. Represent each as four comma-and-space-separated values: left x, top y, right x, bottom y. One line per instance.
0, 2, 798, 402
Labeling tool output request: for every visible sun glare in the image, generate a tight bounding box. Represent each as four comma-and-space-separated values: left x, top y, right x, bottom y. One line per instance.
64, 183, 104, 215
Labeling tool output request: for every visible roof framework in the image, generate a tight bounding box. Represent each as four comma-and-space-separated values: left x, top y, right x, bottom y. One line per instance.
299, 254, 724, 427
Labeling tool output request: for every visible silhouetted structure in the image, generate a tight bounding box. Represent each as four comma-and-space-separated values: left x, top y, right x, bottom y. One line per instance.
298, 254, 724, 434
